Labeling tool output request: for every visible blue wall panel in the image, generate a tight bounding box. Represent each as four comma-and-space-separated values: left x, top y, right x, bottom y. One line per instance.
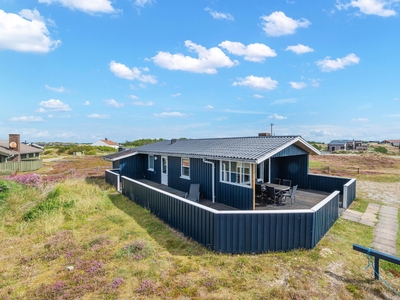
270, 154, 309, 188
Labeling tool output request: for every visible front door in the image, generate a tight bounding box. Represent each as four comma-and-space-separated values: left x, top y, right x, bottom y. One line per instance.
161, 156, 168, 185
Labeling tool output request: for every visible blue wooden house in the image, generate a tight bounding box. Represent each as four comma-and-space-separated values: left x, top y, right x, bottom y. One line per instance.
104, 135, 356, 253
105, 135, 320, 210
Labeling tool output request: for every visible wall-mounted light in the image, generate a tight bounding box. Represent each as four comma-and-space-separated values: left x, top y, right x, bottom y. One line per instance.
154, 156, 158, 160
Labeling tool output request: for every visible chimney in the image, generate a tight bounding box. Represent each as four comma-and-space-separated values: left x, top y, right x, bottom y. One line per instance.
105, 138, 108, 141
9, 134, 21, 162
171, 139, 177, 144
258, 132, 271, 137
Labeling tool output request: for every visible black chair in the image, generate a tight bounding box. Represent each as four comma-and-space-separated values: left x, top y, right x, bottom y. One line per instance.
255, 183, 264, 204
281, 179, 291, 187
271, 178, 281, 185
266, 186, 280, 205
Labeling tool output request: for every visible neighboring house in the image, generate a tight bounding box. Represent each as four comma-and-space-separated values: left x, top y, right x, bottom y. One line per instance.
381, 140, 400, 147
328, 140, 368, 152
91, 138, 119, 149
104, 134, 357, 253
0, 134, 43, 163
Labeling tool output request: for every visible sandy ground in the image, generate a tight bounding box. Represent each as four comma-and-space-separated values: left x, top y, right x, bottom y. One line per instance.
357, 181, 400, 208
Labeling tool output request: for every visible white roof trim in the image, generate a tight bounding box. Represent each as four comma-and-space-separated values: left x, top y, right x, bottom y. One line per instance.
104, 151, 138, 162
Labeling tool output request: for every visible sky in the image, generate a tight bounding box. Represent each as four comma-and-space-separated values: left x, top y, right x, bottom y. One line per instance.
0, 0, 399, 144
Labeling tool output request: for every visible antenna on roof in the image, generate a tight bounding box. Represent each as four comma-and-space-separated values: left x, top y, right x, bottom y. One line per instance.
271, 123, 274, 136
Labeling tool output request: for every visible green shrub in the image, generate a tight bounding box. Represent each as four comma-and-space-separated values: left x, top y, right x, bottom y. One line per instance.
0, 180, 11, 200
23, 186, 74, 220
374, 146, 388, 154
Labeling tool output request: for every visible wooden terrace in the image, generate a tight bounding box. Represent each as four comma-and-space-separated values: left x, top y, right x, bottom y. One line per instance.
137, 179, 334, 211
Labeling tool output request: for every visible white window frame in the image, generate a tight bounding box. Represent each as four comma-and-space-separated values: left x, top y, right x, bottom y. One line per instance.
148, 155, 155, 171
220, 160, 252, 187
180, 157, 190, 179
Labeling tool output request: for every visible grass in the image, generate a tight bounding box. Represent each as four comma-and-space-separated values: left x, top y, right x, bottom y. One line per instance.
1, 176, 400, 299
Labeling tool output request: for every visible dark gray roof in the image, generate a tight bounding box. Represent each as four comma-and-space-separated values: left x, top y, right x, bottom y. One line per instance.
0, 140, 43, 156
103, 136, 320, 163
329, 140, 353, 144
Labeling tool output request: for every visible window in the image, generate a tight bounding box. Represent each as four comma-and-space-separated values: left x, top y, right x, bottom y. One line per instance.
220, 160, 251, 186
181, 158, 190, 179
148, 155, 155, 171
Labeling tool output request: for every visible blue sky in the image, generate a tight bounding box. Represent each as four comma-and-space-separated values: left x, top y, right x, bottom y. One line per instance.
1, 0, 399, 143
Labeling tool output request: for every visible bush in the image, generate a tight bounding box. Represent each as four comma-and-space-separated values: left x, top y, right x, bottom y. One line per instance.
374, 146, 388, 154
23, 186, 74, 220
0, 180, 10, 200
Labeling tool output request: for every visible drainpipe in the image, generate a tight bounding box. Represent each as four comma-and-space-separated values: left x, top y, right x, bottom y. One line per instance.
203, 158, 215, 203
5, 154, 16, 162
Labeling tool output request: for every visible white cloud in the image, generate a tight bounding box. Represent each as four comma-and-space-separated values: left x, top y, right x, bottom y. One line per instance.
336, 0, 398, 17
154, 112, 187, 117
205, 105, 214, 109
9, 116, 44, 122
109, 61, 157, 84
152, 40, 237, 74
286, 44, 314, 54
351, 117, 369, 122
268, 113, 287, 120
36, 108, 47, 113
0, 9, 60, 53
172, 93, 181, 97
386, 113, 400, 118
204, 7, 234, 21
84, 101, 90, 105
219, 41, 276, 62
104, 99, 124, 108
253, 94, 264, 99
317, 53, 360, 72
135, 0, 155, 7
87, 114, 110, 118
310, 78, 321, 87
45, 84, 67, 93
132, 101, 153, 106
395, 97, 400, 101
232, 75, 278, 90
290, 81, 307, 89
48, 114, 71, 118
38, 0, 117, 14
225, 109, 268, 115
129, 95, 139, 100
271, 98, 297, 105
39, 99, 71, 111
261, 11, 311, 37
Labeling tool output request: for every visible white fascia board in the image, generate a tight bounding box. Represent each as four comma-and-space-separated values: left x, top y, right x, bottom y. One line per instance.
255, 136, 320, 164
104, 151, 138, 162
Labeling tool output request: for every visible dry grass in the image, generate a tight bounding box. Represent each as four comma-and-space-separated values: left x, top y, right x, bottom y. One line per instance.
0, 155, 399, 299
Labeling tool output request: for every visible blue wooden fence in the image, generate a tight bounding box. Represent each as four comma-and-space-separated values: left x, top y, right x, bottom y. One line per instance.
308, 174, 356, 208
105, 169, 120, 191
120, 176, 340, 253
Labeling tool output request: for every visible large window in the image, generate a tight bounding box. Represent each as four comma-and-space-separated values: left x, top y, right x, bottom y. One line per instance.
181, 158, 190, 179
221, 160, 251, 186
148, 155, 155, 171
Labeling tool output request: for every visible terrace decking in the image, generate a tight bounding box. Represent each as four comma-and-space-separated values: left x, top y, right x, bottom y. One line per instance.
137, 179, 331, 211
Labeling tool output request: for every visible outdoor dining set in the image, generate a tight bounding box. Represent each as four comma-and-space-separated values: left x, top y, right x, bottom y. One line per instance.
256, 178, 298, 206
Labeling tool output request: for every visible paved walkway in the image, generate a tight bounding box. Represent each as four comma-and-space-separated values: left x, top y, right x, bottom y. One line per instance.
342, 203, 398, 256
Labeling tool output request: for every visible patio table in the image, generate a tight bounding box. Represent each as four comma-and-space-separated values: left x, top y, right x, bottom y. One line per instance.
262, 183, 290, 205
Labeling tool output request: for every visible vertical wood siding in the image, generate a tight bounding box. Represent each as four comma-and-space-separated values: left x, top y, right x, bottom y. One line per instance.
105, 169, 120, 190
308, 174, 352, 195
121, 177, 339, 253
270, 154, 309, 188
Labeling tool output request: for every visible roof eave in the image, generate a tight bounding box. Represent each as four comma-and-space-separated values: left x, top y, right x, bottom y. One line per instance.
255, 136, 320, 164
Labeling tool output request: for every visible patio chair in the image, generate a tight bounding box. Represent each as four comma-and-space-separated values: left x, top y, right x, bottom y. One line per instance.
185, 184, 200, 203
266, 185, 280, 205
271, 178, 281, 185
281, 179, 291, 187
282, 185, 298, 206
255, 183, 265, 205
